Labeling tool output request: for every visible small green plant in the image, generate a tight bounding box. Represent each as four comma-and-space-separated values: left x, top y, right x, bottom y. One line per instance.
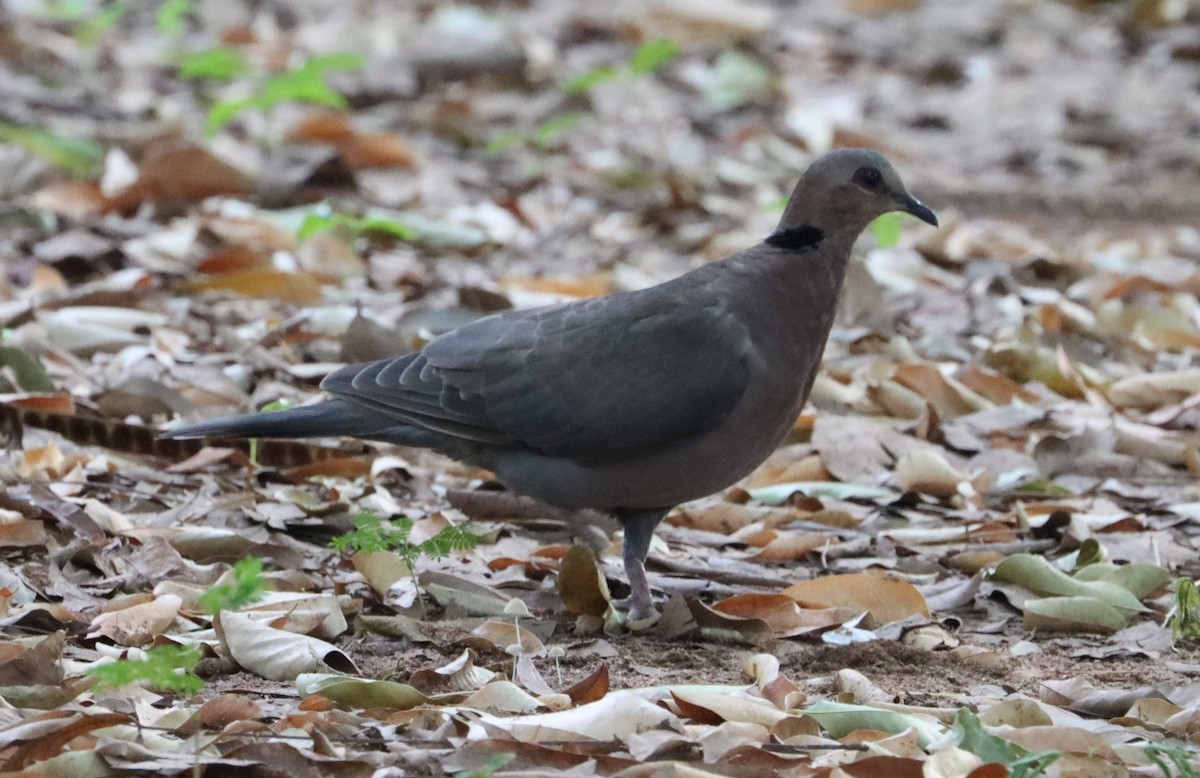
86, 559, 267, 693
181, 51, 365, 136
333, 510, 480, 559
88, 644, 204, 694
454, 752, 516, 778
179, 47, 250, 80
489, 39, 678, 153
1145, 743, 1200, 778
0, 121, 104, 177
1169, 578, 1200, 643
560, 38, 679, 95
70, 1, 129, 46
332, 510, 482, 605
951, 709, 1058, 778
198, 557, 269, 614
156, 0, 193, 35
297, 211, 418, 242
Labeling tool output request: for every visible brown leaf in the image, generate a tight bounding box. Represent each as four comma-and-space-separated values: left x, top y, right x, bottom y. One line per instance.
557, 544, 611, 617
714, 593, 851, 636
782, 573, 930, 626
282, 457, 372, 481
564, 664, 610, 705
197, 245, 275, 275
341, 132, 417, 169
288, 110, 355, 143
198, 694, 263, 727
105, 142, 252, 213
0, 711, 131, 770
0, 519, 48, 549
182, 268, 326, 305
0, 631, 64, 686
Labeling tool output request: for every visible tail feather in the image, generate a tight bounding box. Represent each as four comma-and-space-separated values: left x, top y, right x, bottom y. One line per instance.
159, 398, 503, 472
159, 399, 383, 441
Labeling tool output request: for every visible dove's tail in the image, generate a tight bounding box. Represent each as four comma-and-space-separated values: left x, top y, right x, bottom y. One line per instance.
158, 399, 384, 441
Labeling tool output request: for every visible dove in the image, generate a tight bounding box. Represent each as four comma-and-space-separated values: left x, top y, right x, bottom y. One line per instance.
161, 148, 937, 621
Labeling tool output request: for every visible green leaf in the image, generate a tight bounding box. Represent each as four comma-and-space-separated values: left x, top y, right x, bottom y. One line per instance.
0, 121, 103, 177
296, 675, 429, 709
206, 97, 257, 135
952, 709, 1058, 777
630, 39, 679, 74
75, 1, 129, 46
455, 753, 517, 778
198, 558, 268, 614
1023, 596, 1128, 633
261, 71, 347, 111
801, 700, 942, 746
535, 111, 588, 147
485, 131, 524, 154
299, 52, 367, 75
1144, 743, 1200, 778
356, 215, 414, 241
561, 65, 620, 95
297, 212, 342, 240
0, 346, 55, 392
870, 212, 902, 248
990, 553, 1147, 613
332, 510, 480, 561
297, 211, 417, 242
952, 708, 1027, 765
702, 50, 773, 111
419, 523, 483, 560
1171, 578, 1200, 642
1012, 476, 1075, 496
1072, 562, 1172, 600
156, 0, 193, 35
179, 47, 250, 80
88, 644, 203, 693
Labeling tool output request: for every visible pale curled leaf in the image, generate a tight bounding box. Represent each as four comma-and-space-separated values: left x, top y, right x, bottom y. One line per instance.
219, 610, 357, 681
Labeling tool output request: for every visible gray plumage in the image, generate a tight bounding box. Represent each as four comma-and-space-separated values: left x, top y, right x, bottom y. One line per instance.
161, 149, 937, 620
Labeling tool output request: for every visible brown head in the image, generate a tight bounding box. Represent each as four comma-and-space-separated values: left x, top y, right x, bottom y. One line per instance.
771, 149, 937, 248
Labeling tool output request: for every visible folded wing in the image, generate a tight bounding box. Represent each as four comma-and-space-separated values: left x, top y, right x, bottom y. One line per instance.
320, 292, 752, 465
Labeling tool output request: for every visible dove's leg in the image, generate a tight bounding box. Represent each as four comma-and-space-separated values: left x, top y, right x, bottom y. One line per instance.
612, 507, 669, 621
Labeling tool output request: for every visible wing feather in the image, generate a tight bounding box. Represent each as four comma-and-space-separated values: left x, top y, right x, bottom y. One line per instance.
321, 289, 752, 464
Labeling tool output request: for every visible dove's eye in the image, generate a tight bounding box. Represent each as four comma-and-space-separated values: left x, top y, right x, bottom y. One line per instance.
854, 166, 883, 189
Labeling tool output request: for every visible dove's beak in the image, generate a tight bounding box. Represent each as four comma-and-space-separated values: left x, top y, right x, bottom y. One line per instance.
893, 193, 938, 227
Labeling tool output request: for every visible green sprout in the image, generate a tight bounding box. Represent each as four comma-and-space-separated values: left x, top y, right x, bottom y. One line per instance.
197, 558, 269, 614
190, 52, 366, 136
1169, 578, 1200, 643
88, 644, 204, 694
156, 0, 194, 35
73, 1, 129, 46
0, 121, 103, 177
332, 510, 482, 606
179, 47, 250, 80
561, 39, 679, 95
296, 211, 418, 242
86, 559, 268, 693
490, 39, 679, 154
1145, 743, 1200, 778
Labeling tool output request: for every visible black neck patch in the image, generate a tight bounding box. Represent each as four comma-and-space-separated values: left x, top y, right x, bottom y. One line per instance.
765, 225, 824, 251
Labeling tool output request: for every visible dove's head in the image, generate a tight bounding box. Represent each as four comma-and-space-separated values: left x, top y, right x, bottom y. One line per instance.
776, 148, 937, 241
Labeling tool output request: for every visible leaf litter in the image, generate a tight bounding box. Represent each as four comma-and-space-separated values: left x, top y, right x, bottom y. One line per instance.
0, 0, 1198, 775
